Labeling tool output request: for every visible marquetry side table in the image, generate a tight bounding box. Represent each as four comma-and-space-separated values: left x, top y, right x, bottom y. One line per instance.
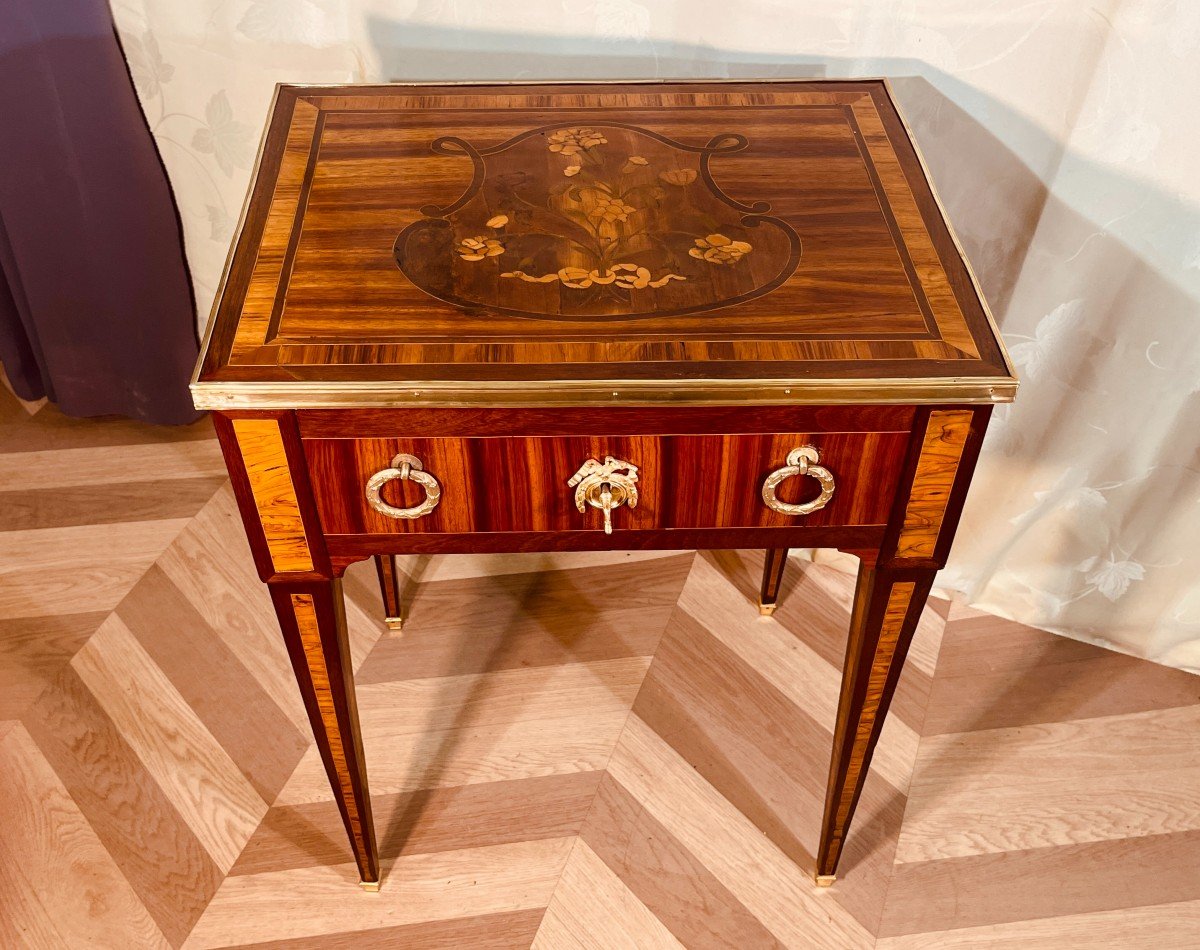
192, 79, 1016, 890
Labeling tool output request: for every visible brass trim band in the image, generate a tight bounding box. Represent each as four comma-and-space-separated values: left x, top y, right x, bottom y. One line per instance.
193, 375, 1016, 410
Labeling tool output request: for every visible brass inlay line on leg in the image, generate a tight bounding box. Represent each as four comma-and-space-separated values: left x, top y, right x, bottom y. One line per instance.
290, 593, 368, 860
896, 409, 972, 558
233, 419, 314, 572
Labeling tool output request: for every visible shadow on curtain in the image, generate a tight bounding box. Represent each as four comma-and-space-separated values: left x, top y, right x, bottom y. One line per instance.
351, 19, 1200, 668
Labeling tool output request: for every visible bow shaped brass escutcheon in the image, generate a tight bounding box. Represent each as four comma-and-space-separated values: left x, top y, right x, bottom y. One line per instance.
568, 456, 639, 535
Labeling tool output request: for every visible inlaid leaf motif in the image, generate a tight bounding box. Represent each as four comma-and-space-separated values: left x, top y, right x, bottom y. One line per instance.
659, 168, 698, 186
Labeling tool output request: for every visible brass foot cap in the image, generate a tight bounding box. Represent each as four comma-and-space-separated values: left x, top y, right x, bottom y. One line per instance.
814, 874, 836, 888
384, 617, 403, 631
359, 879, 381, 892
758, 602, 777, 617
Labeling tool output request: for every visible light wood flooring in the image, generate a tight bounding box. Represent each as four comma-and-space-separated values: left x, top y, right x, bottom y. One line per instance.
2, 378, 1199, 948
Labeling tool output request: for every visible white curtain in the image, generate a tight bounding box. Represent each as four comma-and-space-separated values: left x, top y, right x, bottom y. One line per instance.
109, 0, 1200, 671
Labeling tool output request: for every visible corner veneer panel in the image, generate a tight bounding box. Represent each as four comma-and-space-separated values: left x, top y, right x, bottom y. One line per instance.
232, 418, 314, 572
896, 410, 972, 558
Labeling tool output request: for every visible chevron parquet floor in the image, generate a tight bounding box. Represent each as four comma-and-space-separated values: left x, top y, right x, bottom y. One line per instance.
3, 375, 1200, 948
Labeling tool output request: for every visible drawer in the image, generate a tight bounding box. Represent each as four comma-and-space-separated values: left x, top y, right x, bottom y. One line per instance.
302, 429, 908, 536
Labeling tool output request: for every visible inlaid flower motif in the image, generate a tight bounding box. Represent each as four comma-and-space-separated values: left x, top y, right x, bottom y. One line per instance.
547, 127, 608, 155
455, 235, 505, 261
585, 192, 637, 224
622, 155, 649, 173
583, 190, 638, 224
658, 168, 697, 186
689, 233, 752, 264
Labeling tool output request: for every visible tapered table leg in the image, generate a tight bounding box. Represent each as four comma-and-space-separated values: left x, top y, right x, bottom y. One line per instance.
270, 578, 380, 888
374, 554, 404, 630
815, 562, 935, 885
759, 548, 789, 615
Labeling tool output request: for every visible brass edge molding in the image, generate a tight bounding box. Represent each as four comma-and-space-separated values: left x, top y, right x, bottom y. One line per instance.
191, 375, 1018, 410
881, 78, 1020, 389
191, 84, 283, 389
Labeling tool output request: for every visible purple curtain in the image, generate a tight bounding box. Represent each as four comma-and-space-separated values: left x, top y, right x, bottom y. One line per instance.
0, 0, 200, 425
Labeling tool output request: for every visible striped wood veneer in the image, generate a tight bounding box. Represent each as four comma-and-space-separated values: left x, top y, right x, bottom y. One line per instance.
290, 593, 369, 864
231, 418, 313, 573
823, 579, 917, 873
895, 410, 973, 559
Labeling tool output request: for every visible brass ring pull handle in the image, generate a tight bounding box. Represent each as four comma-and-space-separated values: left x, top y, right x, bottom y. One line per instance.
365, 453, 442, 520
568, 456, 639, 535
762, 445, 835, 516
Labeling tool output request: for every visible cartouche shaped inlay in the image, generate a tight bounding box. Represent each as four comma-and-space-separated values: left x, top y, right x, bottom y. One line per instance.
394, 123, 801, 320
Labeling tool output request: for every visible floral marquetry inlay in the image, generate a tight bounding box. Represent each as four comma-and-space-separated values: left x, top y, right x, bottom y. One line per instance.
393, 122, 802, 320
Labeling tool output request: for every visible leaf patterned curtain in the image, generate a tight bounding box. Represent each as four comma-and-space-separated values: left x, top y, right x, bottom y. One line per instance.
107, 0, 1200, 669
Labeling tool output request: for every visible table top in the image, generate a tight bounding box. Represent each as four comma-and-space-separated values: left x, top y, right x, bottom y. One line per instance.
192, 80, 1016, 409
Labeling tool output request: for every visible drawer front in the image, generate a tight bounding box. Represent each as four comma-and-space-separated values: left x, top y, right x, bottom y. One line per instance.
303, 430, 907, 536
